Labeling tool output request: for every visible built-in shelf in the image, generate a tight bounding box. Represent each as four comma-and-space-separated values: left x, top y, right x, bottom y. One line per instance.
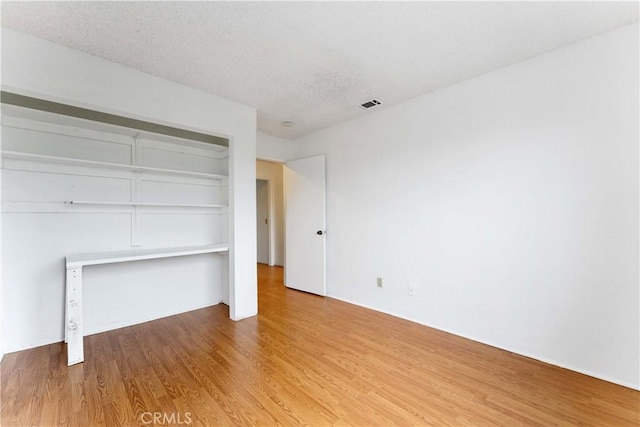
66, 243, 229, 269
68, 200, 227, 209
64, 242, 230, 365
1, 151, 228, 180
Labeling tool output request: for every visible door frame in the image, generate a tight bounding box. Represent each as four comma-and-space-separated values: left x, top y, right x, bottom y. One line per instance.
255, 178, 272, 266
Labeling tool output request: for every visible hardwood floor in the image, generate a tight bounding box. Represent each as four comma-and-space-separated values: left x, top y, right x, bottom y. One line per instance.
2, 264, 638, 426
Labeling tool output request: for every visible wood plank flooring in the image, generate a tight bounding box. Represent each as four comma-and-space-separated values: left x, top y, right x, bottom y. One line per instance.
1, 264, 638, 426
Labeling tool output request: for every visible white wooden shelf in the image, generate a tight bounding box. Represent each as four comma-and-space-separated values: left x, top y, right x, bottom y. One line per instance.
66, 243, 229, 268
68, 200, 227, 208
1, 150, 228, 180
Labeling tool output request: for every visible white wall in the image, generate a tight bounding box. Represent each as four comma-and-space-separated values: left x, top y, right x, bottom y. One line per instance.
256, 160, 285, 266
257, 132, 293, 162
1, 28, 258, 352
0, 28, 4, 362
292, 23, 639, 389
0, 45, 3, 361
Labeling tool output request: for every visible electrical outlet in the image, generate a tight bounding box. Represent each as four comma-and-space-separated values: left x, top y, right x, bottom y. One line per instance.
408, 283, 415, 296
377, 277, 383, 288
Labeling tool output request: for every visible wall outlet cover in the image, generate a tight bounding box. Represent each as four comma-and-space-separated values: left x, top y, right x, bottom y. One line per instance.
408, 283, 416, 296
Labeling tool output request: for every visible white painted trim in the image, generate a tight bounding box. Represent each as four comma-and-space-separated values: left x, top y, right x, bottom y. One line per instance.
328, 294, 640, 391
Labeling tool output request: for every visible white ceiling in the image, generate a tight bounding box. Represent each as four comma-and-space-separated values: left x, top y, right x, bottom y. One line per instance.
2, 2, 638, 139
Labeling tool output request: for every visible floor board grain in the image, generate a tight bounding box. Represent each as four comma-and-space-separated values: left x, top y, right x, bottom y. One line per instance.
1, 264, 638, 426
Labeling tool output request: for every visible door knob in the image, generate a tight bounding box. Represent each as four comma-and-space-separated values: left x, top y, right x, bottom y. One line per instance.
317, 230, 323, 235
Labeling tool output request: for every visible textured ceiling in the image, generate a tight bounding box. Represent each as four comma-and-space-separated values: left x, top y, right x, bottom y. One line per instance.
2, 2, 638, 139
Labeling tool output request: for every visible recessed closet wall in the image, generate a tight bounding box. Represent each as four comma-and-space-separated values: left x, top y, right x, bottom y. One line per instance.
2, 28, 259, 357
1, 107, 229, 352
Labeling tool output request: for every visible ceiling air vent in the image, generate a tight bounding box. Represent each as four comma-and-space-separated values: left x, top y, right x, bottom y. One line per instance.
359, 99, 381, 110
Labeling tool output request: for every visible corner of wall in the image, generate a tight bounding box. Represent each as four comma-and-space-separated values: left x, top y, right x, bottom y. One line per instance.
282, 22, 639, 389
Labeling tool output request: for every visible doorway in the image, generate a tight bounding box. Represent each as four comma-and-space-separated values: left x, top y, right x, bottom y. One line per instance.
255, 156, 326, 296
256, 179, 270, 265
256, 160, 285, 268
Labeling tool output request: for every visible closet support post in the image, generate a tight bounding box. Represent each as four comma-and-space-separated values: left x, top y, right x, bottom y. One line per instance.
65, 266, 84, 366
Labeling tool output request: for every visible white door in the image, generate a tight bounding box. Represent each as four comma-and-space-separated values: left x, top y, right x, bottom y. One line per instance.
256, 179, 270, 264
285, 155, 326, 296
